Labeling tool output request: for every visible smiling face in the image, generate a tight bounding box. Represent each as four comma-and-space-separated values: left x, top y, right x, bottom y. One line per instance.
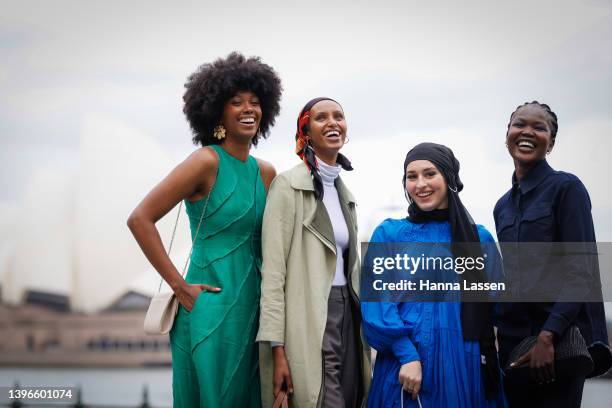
506, 104, 555, 168
405, 160, 448, 211
306, 100, 347, 162
220, 91, 262, 143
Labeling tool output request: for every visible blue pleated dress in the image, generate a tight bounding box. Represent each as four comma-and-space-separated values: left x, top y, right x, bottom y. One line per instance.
361, 218, 507, 408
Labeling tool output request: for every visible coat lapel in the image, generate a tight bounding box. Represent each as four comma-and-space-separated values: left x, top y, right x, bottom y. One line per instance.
304, 201, 336, 254
290, 163, 336, 254
335, 177, 358, 277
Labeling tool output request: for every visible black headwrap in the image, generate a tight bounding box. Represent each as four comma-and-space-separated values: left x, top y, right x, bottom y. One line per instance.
403, 142, 500, 398
403, 143, 479, 247
295, 97, 353, 200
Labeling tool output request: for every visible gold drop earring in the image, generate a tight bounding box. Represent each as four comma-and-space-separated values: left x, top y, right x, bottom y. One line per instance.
213, 124, 226, 140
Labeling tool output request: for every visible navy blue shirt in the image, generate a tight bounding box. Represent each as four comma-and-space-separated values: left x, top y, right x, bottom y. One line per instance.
493, 160, 611, 375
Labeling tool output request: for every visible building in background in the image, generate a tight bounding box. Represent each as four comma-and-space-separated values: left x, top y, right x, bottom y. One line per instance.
0, 290, 170, 367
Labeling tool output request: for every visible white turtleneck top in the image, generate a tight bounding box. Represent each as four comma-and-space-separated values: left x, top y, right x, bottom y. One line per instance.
317, 157, 349, 286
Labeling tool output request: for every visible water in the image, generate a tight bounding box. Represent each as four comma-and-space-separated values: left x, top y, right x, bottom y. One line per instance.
0, 368, 610, 407
0, 368, 172, 407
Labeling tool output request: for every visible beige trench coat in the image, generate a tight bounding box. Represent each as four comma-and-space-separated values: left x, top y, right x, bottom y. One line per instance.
257, 163, 371, 408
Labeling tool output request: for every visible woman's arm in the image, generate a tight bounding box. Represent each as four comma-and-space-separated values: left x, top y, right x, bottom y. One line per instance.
127, 147, 221, 311
256, 158, 277, 193
361, 224, 420, 364
477, 226, 505, 305
362, 235, 422, 398
514, 179, 596, 383
542, 178, 595, 336
361, 301, 420, 363
256, 174, 296, 396
257, 174, 295, 342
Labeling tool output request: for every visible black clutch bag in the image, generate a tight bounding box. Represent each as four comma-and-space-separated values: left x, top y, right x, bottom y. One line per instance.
504, 326, 594, 386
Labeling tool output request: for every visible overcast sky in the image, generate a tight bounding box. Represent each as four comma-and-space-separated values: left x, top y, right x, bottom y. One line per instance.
2, 0, 612, 300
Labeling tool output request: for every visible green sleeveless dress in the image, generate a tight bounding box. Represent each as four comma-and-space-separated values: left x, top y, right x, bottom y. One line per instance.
170, 145, 265, 407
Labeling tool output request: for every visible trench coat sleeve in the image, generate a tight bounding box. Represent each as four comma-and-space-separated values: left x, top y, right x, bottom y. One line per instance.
256, 174, 295, 343
360, 223, 420, 365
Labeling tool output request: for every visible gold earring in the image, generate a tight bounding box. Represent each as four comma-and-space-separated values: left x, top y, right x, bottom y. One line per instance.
213, 125, 226, 140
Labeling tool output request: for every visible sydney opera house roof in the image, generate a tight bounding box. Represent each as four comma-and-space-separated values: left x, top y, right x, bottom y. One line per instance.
0, 116, 192, 313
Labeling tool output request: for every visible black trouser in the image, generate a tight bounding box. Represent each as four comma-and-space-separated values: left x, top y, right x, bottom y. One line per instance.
321, 285, 360, 408
499, 332, 585, 408
504, 376, 585, 408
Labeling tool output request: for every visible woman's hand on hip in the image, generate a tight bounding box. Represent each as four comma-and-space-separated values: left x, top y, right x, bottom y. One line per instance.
175, 283, 221, 312
272, 346, 294, 397
399, 360, 422, 400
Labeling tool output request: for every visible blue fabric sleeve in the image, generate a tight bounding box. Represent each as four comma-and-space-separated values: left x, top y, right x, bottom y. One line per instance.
362, 301, 420, 364
477, 226, 504, 282
361, 223, 420, 364
477, 225, 505, 325
477, 227, 505, 292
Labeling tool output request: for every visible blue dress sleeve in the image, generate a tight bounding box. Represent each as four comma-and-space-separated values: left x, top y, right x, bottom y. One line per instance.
477, 225, 505, 325
477, 225, 505, 291
361, 222, 420, 364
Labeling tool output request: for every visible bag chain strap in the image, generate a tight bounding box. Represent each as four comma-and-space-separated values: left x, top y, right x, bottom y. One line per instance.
157, 186, 212, 292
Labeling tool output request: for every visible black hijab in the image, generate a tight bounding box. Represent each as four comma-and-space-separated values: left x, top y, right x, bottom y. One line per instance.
403, 143, 479, 249
403, 142, 500, 398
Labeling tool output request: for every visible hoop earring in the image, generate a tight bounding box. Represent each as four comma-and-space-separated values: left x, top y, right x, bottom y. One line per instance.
213, 125, 226, 140
448, 185, 458, 193
344, 136, 350, 144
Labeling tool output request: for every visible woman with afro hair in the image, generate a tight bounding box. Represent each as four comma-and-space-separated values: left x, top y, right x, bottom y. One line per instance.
128, 52, 282, 407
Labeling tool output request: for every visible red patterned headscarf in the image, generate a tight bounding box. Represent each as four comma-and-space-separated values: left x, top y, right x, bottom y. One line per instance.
295, 97, 353, 200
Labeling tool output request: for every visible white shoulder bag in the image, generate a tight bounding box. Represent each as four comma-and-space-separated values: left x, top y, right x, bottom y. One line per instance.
143, 189, 211, 335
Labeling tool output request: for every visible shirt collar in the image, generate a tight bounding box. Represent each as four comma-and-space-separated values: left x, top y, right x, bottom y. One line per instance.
512, 159, 553, 195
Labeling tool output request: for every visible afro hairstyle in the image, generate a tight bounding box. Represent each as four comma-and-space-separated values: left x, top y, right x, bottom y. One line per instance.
183, 52, 283, 146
